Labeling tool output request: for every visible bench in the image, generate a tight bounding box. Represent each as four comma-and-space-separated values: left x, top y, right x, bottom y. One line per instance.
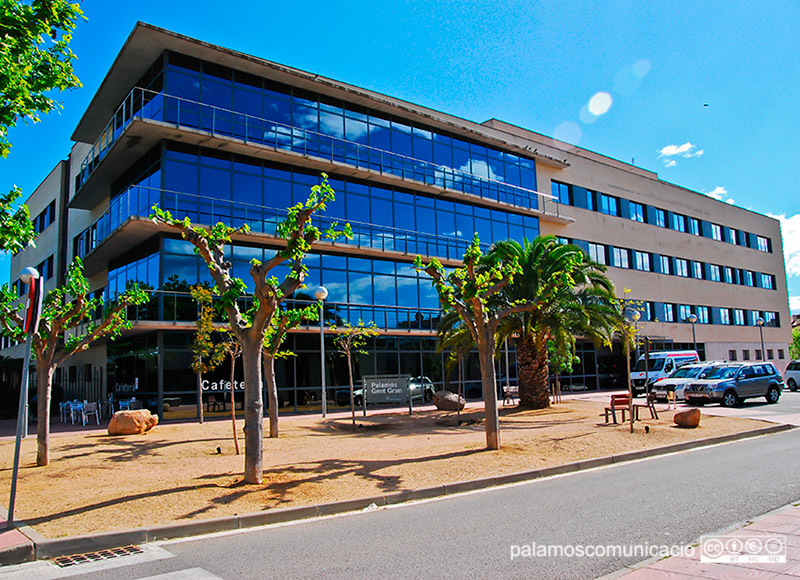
605, 394, 631, 424
503, 385, 519, 406
605, 393, 659, 424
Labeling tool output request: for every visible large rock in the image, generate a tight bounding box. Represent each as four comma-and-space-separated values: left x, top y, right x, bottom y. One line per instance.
433, 390, 466, 412
108, 409, 159, 435
673, 408, 701, 428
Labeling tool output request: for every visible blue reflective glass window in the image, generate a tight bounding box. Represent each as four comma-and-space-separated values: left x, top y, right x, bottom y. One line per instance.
319, 110, 344, 138
346, 194, 370, 223
391, 123, 412, 156
201, 77, 232, 109
199, 166, 231, 200
370, 126, 391, 151
345, 117, 369, 144
456, 213, 474, 240
167, 70, 200, 100
321, 268, 348, 303
163, 160, 198, 195
233, 172, 261, 205
372, 274, 395, 305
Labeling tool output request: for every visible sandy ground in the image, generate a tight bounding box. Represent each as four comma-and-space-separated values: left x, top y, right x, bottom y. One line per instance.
0, 401, 770, 538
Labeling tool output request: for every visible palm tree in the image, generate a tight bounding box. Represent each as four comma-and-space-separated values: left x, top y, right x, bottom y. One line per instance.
490, 236, 621, 409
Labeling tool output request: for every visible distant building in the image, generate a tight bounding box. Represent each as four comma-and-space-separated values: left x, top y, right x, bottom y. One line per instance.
2, 23, 791, 417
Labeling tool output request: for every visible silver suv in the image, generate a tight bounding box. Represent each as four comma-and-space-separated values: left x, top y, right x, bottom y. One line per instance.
651, 361, 723, 401
785, 360, 800, 391
684, 362, 784, 407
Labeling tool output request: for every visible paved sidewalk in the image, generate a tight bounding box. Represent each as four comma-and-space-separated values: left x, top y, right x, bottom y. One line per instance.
611, 503, 800, 579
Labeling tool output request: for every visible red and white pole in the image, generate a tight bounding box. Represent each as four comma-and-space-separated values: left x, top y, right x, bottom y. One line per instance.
7, 267, 42, 529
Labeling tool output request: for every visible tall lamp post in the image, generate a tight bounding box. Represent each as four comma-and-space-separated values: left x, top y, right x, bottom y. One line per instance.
631, 310, 641, 360
7, 267, 42, 529
756, 317, 766, 361
314, 286, 328, 417
687, 313, 698, 356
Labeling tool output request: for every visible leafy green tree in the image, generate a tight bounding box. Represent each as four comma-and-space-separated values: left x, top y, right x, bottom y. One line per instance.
190, 285, 226, 425
332, 319, 379, 429
491, 236, 620, 409
0, 0, 84, 158
0, 258, 148, 465
151, 174, 350, 483
0, 188, 34, 253
416, 235, 535, 450
791, 326, 800, 360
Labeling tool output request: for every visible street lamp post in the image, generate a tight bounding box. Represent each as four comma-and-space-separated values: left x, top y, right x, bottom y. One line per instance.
687, 313, 698, 356
756, 317, 766, 361
7, 267, 42, 529
631, 310, 641, 361
314, 286, 328, 418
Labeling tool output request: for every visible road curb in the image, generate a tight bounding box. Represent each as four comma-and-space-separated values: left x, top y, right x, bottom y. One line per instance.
2, 422, 793, 565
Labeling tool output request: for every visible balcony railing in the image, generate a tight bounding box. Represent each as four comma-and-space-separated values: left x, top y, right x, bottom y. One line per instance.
74, 185, 485, 262
119, 291, 442, 332
76, 87, 560, 215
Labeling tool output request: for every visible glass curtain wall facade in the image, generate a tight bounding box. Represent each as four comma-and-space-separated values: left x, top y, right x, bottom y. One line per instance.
86, 51, 545, 418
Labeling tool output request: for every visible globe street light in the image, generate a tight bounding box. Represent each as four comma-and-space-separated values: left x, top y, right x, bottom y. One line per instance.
630, 310, 641, 361
756, 316, 766, 361
687, 313, 698, 355
314, 286, 328, 418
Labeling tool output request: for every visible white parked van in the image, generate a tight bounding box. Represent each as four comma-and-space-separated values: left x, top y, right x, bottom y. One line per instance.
630, 350, 700, 396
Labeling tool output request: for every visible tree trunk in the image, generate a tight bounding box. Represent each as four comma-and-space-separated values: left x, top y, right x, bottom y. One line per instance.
263, 353, 279, 439
197, 369, 204, 424
517, 335, 550, 409
477, 335, 500, 450
230, 354, 240, 455
36, 360, 54, 467
346, 352, 355, 431
241, 342, 264, 483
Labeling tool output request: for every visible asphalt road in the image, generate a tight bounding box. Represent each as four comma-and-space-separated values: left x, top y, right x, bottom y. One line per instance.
6, 427, 800, 580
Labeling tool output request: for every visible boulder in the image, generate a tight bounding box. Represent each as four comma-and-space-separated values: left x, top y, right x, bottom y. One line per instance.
673, 408, 701, 428
433, 390, 466, 412
108, 409, 159, 435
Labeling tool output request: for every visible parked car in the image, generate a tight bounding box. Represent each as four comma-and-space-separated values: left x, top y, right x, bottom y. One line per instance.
335, 376, 435, 407
684, 362, 784, 407
785, 360, 800, 391
630, 350, 699, 396
651, 361, 723, 401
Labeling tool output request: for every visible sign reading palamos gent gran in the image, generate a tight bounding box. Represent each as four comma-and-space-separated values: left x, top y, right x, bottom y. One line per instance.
362, 375, 409, 404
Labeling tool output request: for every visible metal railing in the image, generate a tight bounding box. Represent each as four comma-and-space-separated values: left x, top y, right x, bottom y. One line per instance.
76, 87, 560, 215
119, 290, 442, 331
74, 185, 486, 261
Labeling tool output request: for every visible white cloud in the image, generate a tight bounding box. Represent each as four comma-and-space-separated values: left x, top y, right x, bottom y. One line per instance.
767, 213, 800, 278
659, 142, 704, 166
707, 186, 728, 200
726, 198, 735, 205
659, 142, 695, 156
790, 295, 800, 315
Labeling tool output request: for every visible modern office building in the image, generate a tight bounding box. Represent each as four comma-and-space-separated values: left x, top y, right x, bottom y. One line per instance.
2, 23, 791, 418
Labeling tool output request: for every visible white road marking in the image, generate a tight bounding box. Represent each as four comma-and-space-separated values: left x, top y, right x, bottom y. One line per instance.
134, 568, 223, 580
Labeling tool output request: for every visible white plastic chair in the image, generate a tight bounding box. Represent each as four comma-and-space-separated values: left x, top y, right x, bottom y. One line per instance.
81, 402, 100, 426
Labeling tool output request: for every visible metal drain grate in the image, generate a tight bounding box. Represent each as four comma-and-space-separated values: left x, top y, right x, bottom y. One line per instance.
53, 545, 144, 567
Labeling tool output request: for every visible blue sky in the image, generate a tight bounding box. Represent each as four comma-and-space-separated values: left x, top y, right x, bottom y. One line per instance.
1, 1, 798, 313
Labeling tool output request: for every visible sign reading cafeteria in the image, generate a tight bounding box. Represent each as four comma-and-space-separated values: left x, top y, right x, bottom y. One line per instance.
363, 376, 409, 404
201, 379, 246, 391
